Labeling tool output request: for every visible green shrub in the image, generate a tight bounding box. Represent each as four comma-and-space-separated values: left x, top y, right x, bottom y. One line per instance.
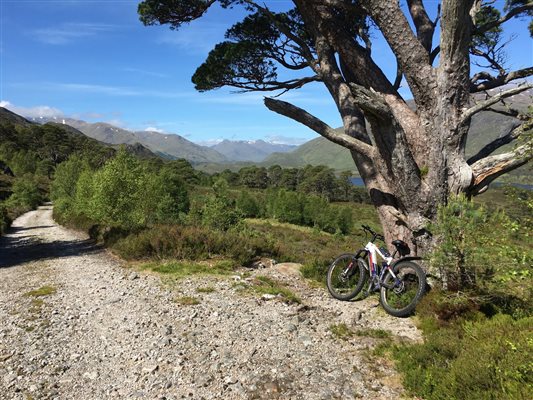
90, 149, 146, 228
6, 175, 42, 211
300, 258, 329, 285
0, 204, 11, 235
393, 313, 533, 400
50, 155, 88, 203
430, 195, 532, 294
236, 190, 261, 218
111, 224, 279, 266
199, 179, 242, 231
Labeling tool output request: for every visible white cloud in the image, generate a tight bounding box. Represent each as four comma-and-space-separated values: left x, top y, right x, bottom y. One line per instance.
17, 81, 194, 99
145, 126, 165, 133
55, 83, 141, 96
31, 23, 115, 45
103, 119, 126, 128
122, 68, 168, 79
194, 138, 224, 146
0, 100, 64, 119
157, 22, 228, 54
265, 135, 309, 145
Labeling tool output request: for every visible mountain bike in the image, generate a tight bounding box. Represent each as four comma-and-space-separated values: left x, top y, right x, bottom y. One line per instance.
327, 225, 427, 317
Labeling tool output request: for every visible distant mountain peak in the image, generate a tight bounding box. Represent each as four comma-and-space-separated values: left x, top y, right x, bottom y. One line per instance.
210, 139, 297, 162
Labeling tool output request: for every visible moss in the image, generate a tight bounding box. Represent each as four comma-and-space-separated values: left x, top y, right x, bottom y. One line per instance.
249, 275, 301, 304
175, 296, 200, 306
24, 286, 56, 297
330, 323, 354, 340
196, 286, 216, 293
141, 260, 235, 279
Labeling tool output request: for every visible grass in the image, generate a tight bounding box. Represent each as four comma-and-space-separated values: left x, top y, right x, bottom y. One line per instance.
330, 323, 354, 339
140, 260, 235, 279
355, 328, 391, 339
175, 296, 200, 306
330, 323, 391, 341
24, 285, 57, 297
248, 275, 301, 304
196, 286, 216, 293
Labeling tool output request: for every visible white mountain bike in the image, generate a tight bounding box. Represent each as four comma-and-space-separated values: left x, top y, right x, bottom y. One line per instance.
327, 225, 427, 317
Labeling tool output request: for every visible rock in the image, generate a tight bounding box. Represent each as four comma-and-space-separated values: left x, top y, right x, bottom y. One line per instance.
142, 364, 159, 374
129, 272, 140, 280
84, 371, 99, 380
285, 323, 297, 333
261, 294, 277, 301
299, 335, 313, 347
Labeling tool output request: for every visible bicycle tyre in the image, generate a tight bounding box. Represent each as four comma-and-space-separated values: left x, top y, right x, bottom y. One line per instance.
380, 261, 426, 317
327, 254, 368, 301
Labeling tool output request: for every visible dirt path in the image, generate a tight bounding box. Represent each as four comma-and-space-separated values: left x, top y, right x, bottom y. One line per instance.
0, 205, 420, 399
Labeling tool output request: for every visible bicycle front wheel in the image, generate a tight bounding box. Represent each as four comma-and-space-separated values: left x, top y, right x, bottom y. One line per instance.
327, 254, 367, 301
380, 261, 426, 317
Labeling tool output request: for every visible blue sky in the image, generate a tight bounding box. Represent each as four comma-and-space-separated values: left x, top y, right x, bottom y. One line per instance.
0, 0, 531, 145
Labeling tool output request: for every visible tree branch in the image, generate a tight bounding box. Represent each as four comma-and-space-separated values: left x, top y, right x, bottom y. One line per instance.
438, 0, 476, 109
462, 83, 533, 123
470, 142, 532, 195
475, 4, 533, 35
467, 120, 528, 164
430, 45, 440, 64
360, 0, 435, 105
393, 58, 403, 91
470, 66, 533, 92
242, 0, 317, 67
407, 0, 436, 52
228, 76, 321, 92
348, 83, 392, 119
264, 97, 374, 158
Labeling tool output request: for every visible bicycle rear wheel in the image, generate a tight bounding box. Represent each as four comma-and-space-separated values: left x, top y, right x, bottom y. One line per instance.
327, 254, 367, 301
380, 261, 426, 317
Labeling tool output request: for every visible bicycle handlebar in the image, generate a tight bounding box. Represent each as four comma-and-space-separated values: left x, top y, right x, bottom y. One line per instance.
361, 225, 384, 242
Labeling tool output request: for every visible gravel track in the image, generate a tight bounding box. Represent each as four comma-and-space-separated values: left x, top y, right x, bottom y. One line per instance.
0, 205, 421, 399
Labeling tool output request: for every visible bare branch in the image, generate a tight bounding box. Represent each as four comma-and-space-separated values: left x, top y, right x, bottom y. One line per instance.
264, 97, 374, 158
467, 120, 529, 164
407, 0, 436, 52
470, 142, 532, 195
228, 76, 321, 92
393, 58, 403, 91
430, 45, 440, 65
470, 66, 533, 92
461, 83, 533, 123
470, 47, 506, 76
485, 106, 522, 118
475, 4, 533, 35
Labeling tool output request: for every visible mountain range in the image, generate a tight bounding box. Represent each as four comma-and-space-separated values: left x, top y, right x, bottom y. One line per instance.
14, 87, 533, 184
27, 117, 295, 164
210, 139, 296, 162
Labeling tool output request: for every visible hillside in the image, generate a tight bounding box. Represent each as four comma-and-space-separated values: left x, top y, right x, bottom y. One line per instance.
0, 108, 162, 169
263, 103, 531, 183
263, 133, 354, 171
29, 117, 227, 164
211, 139, 296, 162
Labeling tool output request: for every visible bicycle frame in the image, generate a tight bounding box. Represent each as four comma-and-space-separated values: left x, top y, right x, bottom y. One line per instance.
361, 241, 400, 291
